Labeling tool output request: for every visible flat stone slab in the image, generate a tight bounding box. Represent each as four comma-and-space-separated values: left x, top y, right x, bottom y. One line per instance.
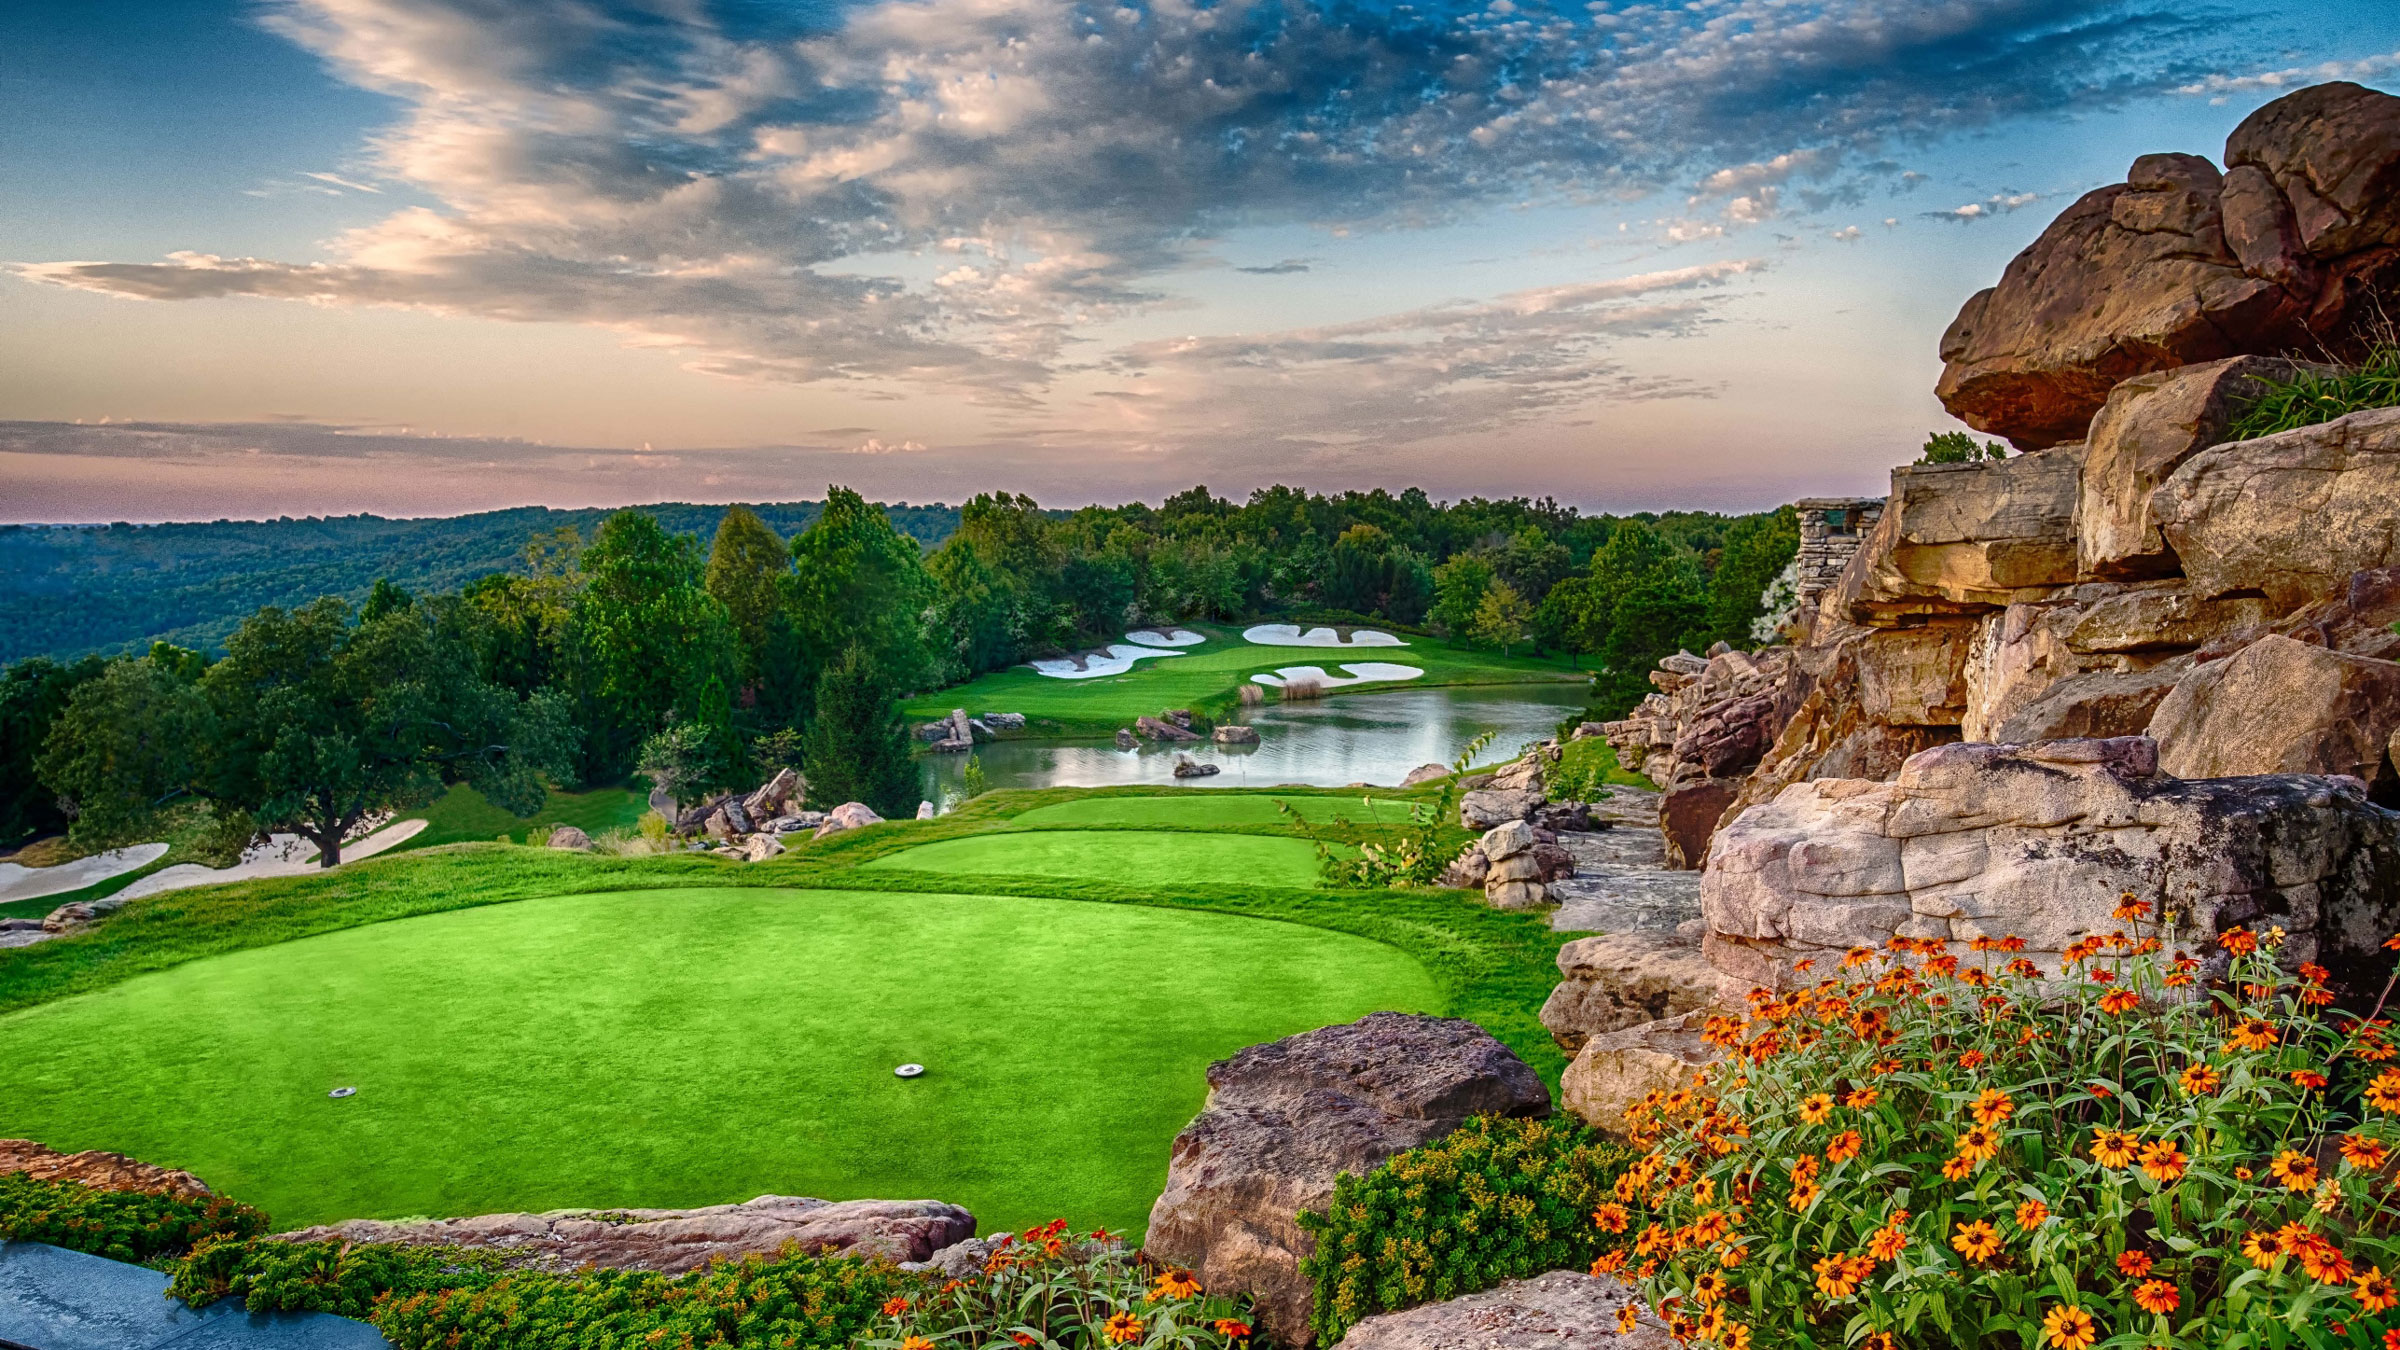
1338, 1270, 1670, 1350
1547, 831, 1699, 933
0, 1241, 389, 1349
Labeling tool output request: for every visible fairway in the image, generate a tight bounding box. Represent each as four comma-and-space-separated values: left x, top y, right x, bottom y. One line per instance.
0, 888, 1435, 1236
1010, 795, 1312, 828
865, 830, 1323, 887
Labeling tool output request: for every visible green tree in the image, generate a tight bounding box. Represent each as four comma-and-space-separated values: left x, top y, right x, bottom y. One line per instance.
463, 526, 582, 698
791, 488, 936, 695
0, 654, 108, 845
1703, 506, 1800, 645
31, 655, 209, 847
801, 645, 918, 818
635, 716, 725, 811
1469, 580, 1534, 654
1917, 430, 2008, 464
704, 506, 805, 728
1592, 565, 1708, 717
566, 512, 740, 784
1429, 554, 1496, 638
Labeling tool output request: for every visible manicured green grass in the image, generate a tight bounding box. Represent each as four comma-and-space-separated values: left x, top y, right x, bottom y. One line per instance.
864, 830, 1325, 887
0, 887, 1435, 1236
396, 780, 651, 852
1011, 795, 1306, 828
902, 625, 1585, 735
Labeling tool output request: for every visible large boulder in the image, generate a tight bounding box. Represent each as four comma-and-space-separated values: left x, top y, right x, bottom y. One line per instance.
1844, 452, 2081, 617
2154, 406, 2400, 613
0, 1138, 215, 1199
1935, 84, 2400, 448
1539, 930, 1726, 1054
1559, 1010, 1721, 1137
1145, 1012, 1549, 1347
1992, 663, 2187, 743
1460, 789, 1542, 830
1704, 736, 2400, 998
2078, 356, 2325, 578
812, 801, 885, 838
546, 824, 594, 851
1659, 778, 1739, 871
1338, 1270, 1670, 1350
2149, 635, 2400, 793
744, 768, 803, 822
273, 1196, 975, 1274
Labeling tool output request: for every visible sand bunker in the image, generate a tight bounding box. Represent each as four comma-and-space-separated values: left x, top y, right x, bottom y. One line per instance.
0, 843, 171, 903
1250, 663, 1425, 690
113, 819, 428, 900
1124, 629, 1206, 648
1242, 624, 1407, 648
1028, 643, 1188, 679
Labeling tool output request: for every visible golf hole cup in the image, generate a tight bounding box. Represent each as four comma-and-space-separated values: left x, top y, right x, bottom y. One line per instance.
329, 1086, 358, 1098
895, 1063, 926, 1079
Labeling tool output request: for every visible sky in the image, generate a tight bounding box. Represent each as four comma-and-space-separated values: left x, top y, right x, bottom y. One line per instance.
2, 0, 2397, 522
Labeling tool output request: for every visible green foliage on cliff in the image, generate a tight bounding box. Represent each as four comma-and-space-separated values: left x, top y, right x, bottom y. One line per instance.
0, 1173, 269, 1266
2231, 343, 2400, 440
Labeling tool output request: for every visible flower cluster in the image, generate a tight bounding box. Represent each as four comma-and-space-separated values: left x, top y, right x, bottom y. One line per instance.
1602, 900, 2400, 1349
866, 1220, 1253, 1350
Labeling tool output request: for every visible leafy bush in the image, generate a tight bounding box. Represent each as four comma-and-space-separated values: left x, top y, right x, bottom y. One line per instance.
1613, 905, 2400, 1349
173, 1236, 905, 1350
1297, 1115, 1639, 1344
0, 1173, 269, 1265
1287, 732, 1491, 888
2231, 345, 2400, 440
865, 1219, 1254, 1350
1915, 431, 2008, 465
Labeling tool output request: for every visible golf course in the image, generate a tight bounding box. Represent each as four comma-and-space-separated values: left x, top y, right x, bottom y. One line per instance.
0, 779, 1587, 1240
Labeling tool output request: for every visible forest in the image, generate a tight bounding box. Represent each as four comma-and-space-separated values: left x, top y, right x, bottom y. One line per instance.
0, 484, 1798, 850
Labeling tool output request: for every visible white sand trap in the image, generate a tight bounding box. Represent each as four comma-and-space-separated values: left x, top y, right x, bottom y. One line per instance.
0, 843, 171, 903
113, 818, 428, 901
1251, 663, 1426, 690
1124, 629, 1206, 648
1028, 643, 1188, 679
1242, 624, 1408, 648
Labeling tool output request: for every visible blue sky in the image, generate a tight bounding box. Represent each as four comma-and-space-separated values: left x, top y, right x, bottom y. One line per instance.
2, 0, 2396, 521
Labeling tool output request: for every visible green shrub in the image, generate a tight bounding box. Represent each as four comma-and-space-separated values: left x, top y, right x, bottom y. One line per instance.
1296, 1114, 1639, 1344
1915, 431, 2007, 465
0, 1173, 269, 1265
172, 1236, 905, 1350
2231, 344, 2400, 439
865, 1219, 1254, 1350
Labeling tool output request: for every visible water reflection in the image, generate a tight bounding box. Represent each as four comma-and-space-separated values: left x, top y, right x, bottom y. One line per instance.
918, 683, 1590, 799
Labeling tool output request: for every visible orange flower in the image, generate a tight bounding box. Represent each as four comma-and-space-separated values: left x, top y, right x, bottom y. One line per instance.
1691, 1272, 1728, 1305
2294, 1069, 2330, 1089
1594, 1203, 1630, 1233
2041, 1304, 2098, 1350
1788, 1179, 1820, 1211
1827, 1130, 1863, 1164
1104, 1312, 1146, 1344
1956, 1124, 2002, 1164
2115, 1250, 2154, 1278
2138, 1139, 2189, 1183
2243, 1229, 2288, 1268
1798, 1093, 1834, 1125
1721, 1325, 1752, 1350
2369, 1069, 2400, 1112
2270, 1149, 2320, 1191
2133, 1280, 2178, 1315
1843, 1086, 1880, 1109
1868, 1223, 1907, 1262
2303, 1240, 2356, 1286
883, 1298, 913, 1317
1616, 1304, 1641, 1334
2358, 1268, 2400, 1314
1015, 1334, 1039, 1347
1813, 1253, 1863, 1299
2091, 1129, 2139, 1168
2343, 1135, 2393, 1171
1152, 1269, 1204, 1301
1213, 1321, 1253, 1340
1951, 1220, 2001, 1263
903, 1338, 936, 1350
2112, 893, 2151, 921
2221, 927, 2259, 956
1940, 1154, 1975, 1182
2098, 988, 2140, 1015
2179, 1063, 2220, 1095
1970, 1088, 2015, 1126
1958, 1050, 1988, 1070
2228, 1018, 2278, 1052
2015, 1199, 2050, 1230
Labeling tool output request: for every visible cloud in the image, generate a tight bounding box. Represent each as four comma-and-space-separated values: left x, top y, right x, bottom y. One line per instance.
15, 0, 2223, 410
1828, 224, 1863, 242
1927, 190, 2046, 221
2174, 48, 2400, 98
1234, 259, 1315, 275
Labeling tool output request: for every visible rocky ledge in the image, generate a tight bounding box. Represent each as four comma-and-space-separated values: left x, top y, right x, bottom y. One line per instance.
1, 1137, 216, 1200
1339, 1270, 1670, 1350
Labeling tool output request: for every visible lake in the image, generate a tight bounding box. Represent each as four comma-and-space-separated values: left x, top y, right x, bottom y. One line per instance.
918, 682, 1592, 799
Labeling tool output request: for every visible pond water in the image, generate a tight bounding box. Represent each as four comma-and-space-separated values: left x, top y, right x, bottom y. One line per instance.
918, 682, 1592, 799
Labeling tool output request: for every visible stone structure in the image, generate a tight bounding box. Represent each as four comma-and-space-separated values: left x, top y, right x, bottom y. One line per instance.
1792, 497, 1886, 620
1145, 1013, 1549, 1347
272, 1196, 976, 1274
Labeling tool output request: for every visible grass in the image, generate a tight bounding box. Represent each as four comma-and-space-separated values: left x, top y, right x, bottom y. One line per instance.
394, 780, 651, 851
901, 624, 1586, 736
0, 887, 1434, 1236
863, 830, 1327, 887
2230, 344, 2400, 440
0, 782, 1576, 1241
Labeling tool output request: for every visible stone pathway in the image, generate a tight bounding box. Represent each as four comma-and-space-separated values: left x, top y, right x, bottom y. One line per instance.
0, 1242, 389, 1349
1549, 786, 1701, 934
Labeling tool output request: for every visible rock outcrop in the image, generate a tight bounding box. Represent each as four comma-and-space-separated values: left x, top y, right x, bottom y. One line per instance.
2148, 635, 2400, 792
272, 1196, 976, 1274
2154, 405, 2400, 612
1538, 931, 1726, 1054
1560, 1009, 1721, 1138
1936, 83, 2400, 449
1338, 1270, 1669, 1350
1145, 1012, 1549, 1347
0, 1138, 215, 1200
546, 825, 594, 851
813, 801, 885, 838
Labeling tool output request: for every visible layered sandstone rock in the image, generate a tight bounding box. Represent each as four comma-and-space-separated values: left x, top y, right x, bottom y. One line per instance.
1145, 1012, 1549, 1347
0, 1138, 215, 1199
1338, 1270, 1670, 1350
1843, 452, 2081, 617
1538, 930, 1727, 1054
2149, 635, 2400, 793
1937, 83, 2400, 448
274, 1196, 976, 1274
1703, 737, 2400, 997
2154, 406, 2400, 612
1559, 1009, 1720, 1137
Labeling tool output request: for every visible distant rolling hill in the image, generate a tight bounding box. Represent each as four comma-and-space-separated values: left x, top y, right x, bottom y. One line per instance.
0, 500, 963, 664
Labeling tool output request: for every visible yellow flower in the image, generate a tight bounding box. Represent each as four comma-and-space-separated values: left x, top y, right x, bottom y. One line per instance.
2228, 1018, 2278, 1052
2270, 1149, 2320, 1192
2356, 1267, 2400, 1313
2241, 1229, 2287, 1269
1951, 1220, 2001, 1263
2137, 1139, 2188, 1183
1104, 1312, 1146, 1344
2343, 1135, 2393, 1171
1969, 1088, 2014, 1126
1691, 1272, 1728, 1305
2179, 1063, 2220, 1095
1798, 1093, 1834, 1125
1151, 1269, 1204, 1301
1956, 1124, 2001, 1164
2369, 1069, 2400, 1113
2041, 1304, 2099, 1350
1615, 1304, 1640, 1335
1720, 1324, 1752, 1350
1812, 1253, 1862, 1299
1788, 1179, 1820, 1211
2091, 1129, 2139, 1168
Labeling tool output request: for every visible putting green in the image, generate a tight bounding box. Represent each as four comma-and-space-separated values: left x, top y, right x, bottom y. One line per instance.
0, 888, 1434, 1235
1011, 795, 1307, 828
864, 830, 1323, 887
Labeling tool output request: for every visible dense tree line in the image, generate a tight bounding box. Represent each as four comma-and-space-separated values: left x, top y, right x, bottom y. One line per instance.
0, 485, 1796, 853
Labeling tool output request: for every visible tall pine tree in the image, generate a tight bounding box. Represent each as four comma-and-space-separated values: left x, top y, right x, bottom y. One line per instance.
801, 645, 918, 818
